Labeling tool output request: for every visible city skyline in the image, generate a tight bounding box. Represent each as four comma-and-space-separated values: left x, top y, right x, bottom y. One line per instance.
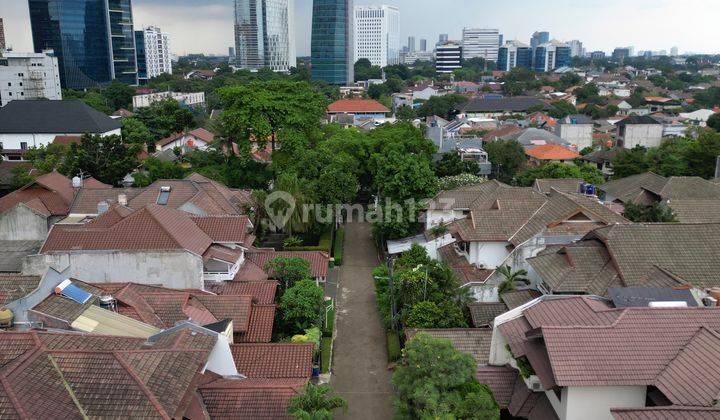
3, 0, 720, 57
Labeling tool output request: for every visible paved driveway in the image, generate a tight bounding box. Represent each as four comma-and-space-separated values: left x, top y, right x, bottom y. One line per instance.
331, 221, 395, 419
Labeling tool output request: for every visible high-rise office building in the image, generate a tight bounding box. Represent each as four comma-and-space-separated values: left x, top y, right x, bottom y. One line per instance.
354, 5, 400, 68
419, 39, 427, 52
590, 51, 606, 61
234, 0, 296, 72
311, 0, 354, 85
670, 46, 679, 57
28, 0, 138, 89
462, 28, 501, 61
141, 26, 172, 79
438, 34, 449, 45
135, 30, 147, 84
567, 40, 583, 57
229, 47, 236, 58
0, 18, 5, 51
435, 41, 462, 74
533, 40, 571, 72
530, 31, 550, 50
612, 47, 631, 62
497, 40, 532, 72
407, 36, 416, 53
0, 50, 62, 107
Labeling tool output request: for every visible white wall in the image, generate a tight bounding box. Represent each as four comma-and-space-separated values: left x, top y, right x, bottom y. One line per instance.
0, 128, 121, 151
0, 204, 48, 240
0, 50, 62, 107
426, 209, 466, 228
622, 124, 664, 149
556, 124, 593, 150
158, 135, 209, 152
23, 251, 205, 290
469, 241, 510, 269
552, 386, 647, 420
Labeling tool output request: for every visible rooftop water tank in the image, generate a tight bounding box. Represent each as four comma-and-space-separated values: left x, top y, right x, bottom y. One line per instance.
0, 308, 13, 328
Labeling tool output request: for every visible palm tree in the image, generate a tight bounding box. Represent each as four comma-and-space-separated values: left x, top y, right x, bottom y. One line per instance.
496, 265, 530, 295
288, 384, 347, 420
271, 172, 311, 235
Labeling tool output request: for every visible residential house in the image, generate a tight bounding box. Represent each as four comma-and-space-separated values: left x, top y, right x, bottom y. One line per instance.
425, 181, 628, 299
454, 81, 481, 94
528, 223, 720, 296
500, 128, 570, 150
599, 172, 720, 222
185, 69, 216, 80
155, 127, 215, 152
679, 109, 717, 126
525, 144, 580, 166
326, 99, 391, 124
0, 171, 111, 241
644, 96, 681, 112
461, 97, 551, 118
582, 148, 619, 177
489, 295, 720, 420
532, 178, 584, 195
0, 100, 122, 157
555, 114, 594, 150
615, 115, 663, 149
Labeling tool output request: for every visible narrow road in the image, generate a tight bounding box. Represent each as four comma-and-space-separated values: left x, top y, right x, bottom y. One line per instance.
331, 221, 395, 419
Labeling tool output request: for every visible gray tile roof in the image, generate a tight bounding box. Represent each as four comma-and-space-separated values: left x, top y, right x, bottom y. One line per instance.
532, 178, 583, 195
500, 289, 542, 309
666, 199, 720, 223
468, 302, 508, 327
0, 100, 121, 134
406, 328, 493, 365
608, 287, 698, 308
0, 240, 43, 273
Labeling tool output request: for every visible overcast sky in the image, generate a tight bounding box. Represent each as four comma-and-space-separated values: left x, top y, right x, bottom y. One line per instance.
3, 0, 719, 56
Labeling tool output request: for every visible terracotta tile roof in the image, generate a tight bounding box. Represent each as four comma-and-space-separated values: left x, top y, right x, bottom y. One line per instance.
437, 243, 493, 285
611, 407, 720, 420
0, 275, 41, 305
247, 250, 330, 279
209, 280, 278, 304
0, 330, 215, 419
69, 187, 142, 214
156, 131, 184, 147
195, 295, 253, 332
406, 328, 493, 365
232, 259, 272, 282
199, 378, 306, 419
188, 128, 215, 143
468, 302, 507, 327
525, 144, 580, 160
327, 99, 390, 114
42, 205, 249, 255
230, 343, 313, 378
482, 124, 523, 142
507, 375, 543, 417
475, 366, 517, 408
52, 135, 82, 146
0, 171, 77, 216
236, 304, 276, 343
500, 289, 542, 310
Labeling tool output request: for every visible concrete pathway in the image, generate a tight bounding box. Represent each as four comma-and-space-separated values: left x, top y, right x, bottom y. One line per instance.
331, 221, 395, 419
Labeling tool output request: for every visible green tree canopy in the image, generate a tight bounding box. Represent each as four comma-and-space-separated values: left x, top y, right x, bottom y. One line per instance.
403, 301, 467, 328
708, 113, 720, 132
623, 202, 678, 223
132, 157, 187, 187
122, 118, 155, 147
62, 134, 140, 185
416, 94, 469, 119
483, 139, 526, 183
516, 162, 605, 187
278, 279, 325, 334
288, 384, 347, 420
266, 257, 312, 290
103, 80, 136, 111
434, 152, 481, 177
134, 99, 194, 139
393, 333, 500, 419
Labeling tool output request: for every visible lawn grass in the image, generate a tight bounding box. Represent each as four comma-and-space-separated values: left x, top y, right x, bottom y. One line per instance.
387, 330, 402, 362
321, 337, 332, 373
333, 227, 345, 266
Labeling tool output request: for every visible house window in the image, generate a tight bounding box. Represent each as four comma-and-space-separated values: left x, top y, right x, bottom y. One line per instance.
20, 142, 28, 150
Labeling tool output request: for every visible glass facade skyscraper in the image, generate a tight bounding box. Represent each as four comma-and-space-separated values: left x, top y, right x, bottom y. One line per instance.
28, 0, 137, 89
135, 30, 147, 84
234, 0, 295, 72
311, 0, 353, 85
497, 41, 532, 72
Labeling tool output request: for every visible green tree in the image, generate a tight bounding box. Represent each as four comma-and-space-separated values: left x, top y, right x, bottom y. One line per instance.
122, 118, 155, 147
9, 165, 36, 189
483, 140, 526, 183
393, 333, 500, 420
316, 156, 360, 205
103, 80, 135, 111
416, 94, 469, 119
516, 162, 605, 187
62, 134, 140, 185
81, 91, 112, 114
548, 100, 577, 119
271, 172, 313, 234
218, 80, 327, 150
266, 257, 312, 290
278, 279, 325, 333
434, 152, 481, 177
132, 157, 187, 187
708, 113, 720, 132
438, 174, 486, 190
623, 202, 678, 223
134, 99, 194, 139
396, 105, 417, 121
395, 243, 431, 270
403, 301, 467, 328
288, 384, 347, 420
24, 143, 68, 173
496, 266, 530, 294
611, 146, 651, 179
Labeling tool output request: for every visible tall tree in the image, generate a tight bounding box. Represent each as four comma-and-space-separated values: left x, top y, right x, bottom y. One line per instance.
484, 140, 526, 183
278, 279, 325, 333
62, 134, 140, 185
134, 99, 194, 139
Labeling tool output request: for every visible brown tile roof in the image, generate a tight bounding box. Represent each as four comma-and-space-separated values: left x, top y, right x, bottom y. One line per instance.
437, 243, 493, 285
0, 330, 215, 419
30, 280, 105, 323
42, 204, 250, 256
327, 99, 390, 114
0, 171, 77, 216
236, 304, 276, 343
406, 328, 493, 365
156, 131, 184, 147
209, 280, 278, 304
468, 302, 507, 327
666, 199, 720, 223
482, 124, 523, 142
500, 289, 542, 310
507, 375, 543, 417
247, 250, 330, 279
230, 343, 313, 378
52, 135, 82, 146
188, 127, 215, 143
525, 144, 580, 160
0, 274, 41, 305
611, 407, 720, 420
69, 187, 142, 214
532, 178, 583, 195
600, 172, 720, 205
475, 366, 517, 408
199, 378, 306, 419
